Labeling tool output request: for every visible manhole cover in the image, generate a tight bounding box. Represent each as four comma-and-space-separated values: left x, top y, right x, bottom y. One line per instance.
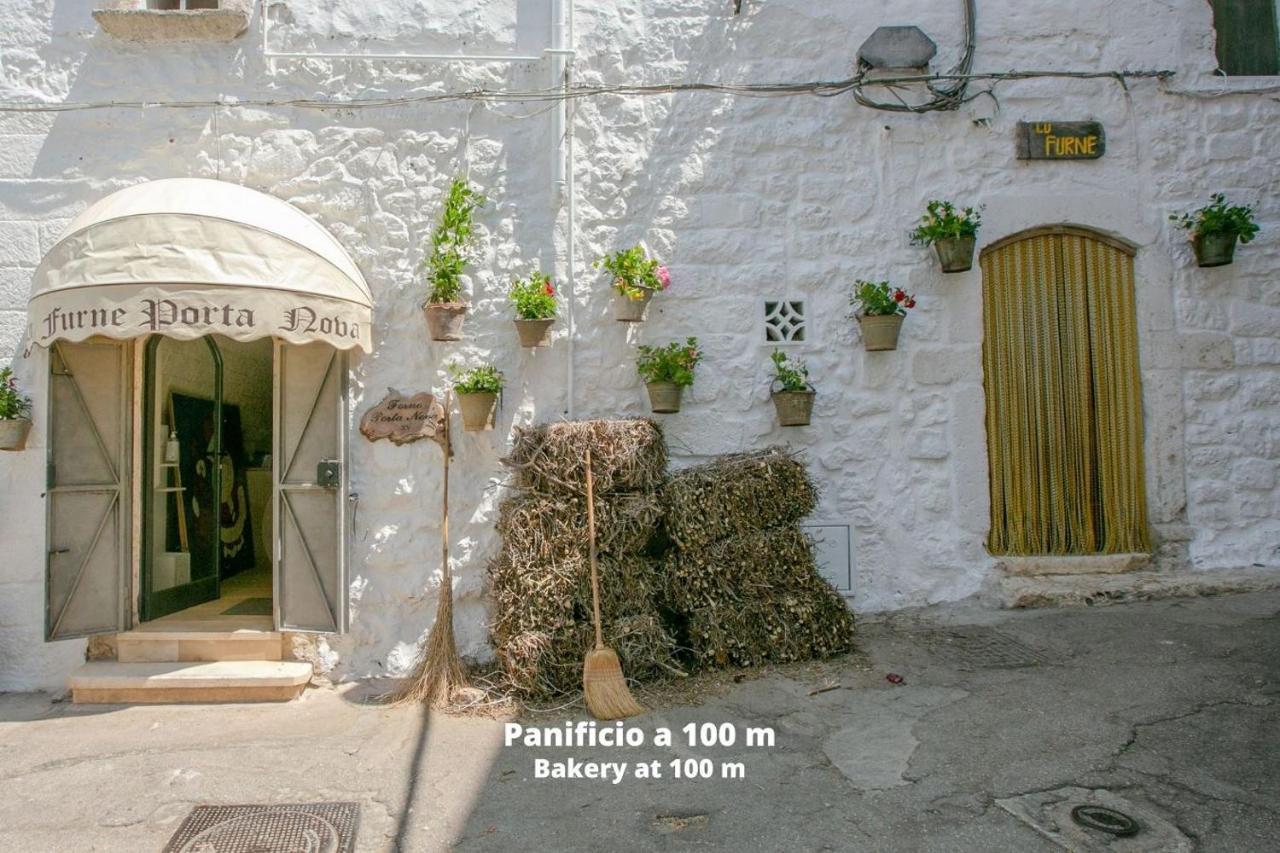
910, 626, 1054, 669
1072, 804, 1141, 837
162, 803, 359, 853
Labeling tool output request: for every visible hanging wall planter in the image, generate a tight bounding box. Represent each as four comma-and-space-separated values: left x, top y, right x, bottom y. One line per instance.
0, 368, 32, 451
646, 381, 683, 414
932, 235, 977, 273
457, 391, 499, 431
421, 178, 487, 341
0, 418, 32, 451
851, 280, 915, 352
769, 350, 815, 427
1171, 193, 1260, 269
449, 363, 503, 432
509, 271, 558, 347
595, 245, 671, 322
614, 289, 653, 323
909, 200, 982, 274
514, 318, 554, 347
637, 337, 701, 415
1192, 232, 1238, 268
424, 303, 468, 341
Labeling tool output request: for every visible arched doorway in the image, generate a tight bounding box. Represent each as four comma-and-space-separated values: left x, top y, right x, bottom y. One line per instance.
980, 226, 1151, 556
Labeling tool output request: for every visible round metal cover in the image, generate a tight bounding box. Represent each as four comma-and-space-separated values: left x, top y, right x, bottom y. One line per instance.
177, 810, 341, 853
1070, 804, 1141, 837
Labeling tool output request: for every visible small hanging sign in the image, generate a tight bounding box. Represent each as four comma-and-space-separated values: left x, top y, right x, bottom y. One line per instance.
1016, 121, 1105, 160
360, 388, 448, 449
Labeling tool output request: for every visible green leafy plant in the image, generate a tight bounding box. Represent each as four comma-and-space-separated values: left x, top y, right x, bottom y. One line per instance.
509, 271, 558, 320
422, 178, 487, 305
448, 362, 504, 394
909, 200, 983, 246
0, 368, 31, 420
636, 337, 702, 387
770, 350, 811, 393
851, 280, 916, 317
1170, 193, 1260, 243
594, 246, 671, 301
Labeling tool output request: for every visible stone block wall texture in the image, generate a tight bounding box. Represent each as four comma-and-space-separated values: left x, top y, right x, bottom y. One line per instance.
0, 0, 1277, 689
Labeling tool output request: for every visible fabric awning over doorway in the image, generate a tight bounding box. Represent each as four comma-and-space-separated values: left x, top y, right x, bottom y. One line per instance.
29, 178, 373, 352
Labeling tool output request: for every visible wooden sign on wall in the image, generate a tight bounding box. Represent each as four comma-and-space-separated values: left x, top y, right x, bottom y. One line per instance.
1016, 121, 1106, 160
359, 389, 447, 449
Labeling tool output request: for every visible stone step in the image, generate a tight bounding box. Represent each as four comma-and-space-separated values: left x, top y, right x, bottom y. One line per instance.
993, 567, 1280, 609
116, 630, 284, 663
995, 553, 1151, 577
69, 661, 312, 705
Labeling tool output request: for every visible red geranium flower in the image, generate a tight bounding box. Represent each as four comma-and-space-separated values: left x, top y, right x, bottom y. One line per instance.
544, 281, 555, 296
893, 290, 906, 302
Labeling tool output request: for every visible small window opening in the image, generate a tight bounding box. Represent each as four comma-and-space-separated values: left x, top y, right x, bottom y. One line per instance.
148, 1, 221, 10
1211, 0, 1280, 75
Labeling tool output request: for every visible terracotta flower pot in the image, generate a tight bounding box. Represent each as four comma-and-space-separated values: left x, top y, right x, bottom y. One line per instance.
858, 314, 904, 352
0, 418, 32, 451
514, 318, 555, 348
457, 391, 498, 432
645, 381, 682, 413
1193, 232, 1237, 268
615, 290, 654, 322
934, 235, 976, 273
772, 390, 815, 427
424, 303, 468, 341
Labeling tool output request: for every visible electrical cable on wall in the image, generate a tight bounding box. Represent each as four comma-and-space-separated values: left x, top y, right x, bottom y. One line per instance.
851, 0, 978, 113
0, 70, 1173, 114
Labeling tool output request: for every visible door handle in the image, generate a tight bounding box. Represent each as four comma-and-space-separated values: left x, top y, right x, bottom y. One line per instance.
49, 548, 70, 556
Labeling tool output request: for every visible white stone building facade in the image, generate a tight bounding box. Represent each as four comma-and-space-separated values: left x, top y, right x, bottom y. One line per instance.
0, 0, 1277, 691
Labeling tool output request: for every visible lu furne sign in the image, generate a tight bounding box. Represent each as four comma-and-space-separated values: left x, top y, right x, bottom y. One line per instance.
1016, 121, 1105, 160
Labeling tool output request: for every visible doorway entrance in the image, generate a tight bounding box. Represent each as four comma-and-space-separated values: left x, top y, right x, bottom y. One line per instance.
43, 335, 351, 640
980, 227, 1152, 556
141, 335, 274, 626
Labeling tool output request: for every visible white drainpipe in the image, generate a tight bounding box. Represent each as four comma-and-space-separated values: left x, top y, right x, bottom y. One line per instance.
552, 0, 578, 419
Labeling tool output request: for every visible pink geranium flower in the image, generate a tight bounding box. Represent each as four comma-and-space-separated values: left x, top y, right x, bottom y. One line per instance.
656, 266, 672, 290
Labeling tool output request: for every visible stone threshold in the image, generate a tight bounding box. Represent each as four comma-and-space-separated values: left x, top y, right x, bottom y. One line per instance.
993, 566, 1280, 609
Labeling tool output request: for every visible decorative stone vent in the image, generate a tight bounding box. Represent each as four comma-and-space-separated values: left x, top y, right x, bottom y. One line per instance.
93, 0, 251, 43
763, 298, 807, 343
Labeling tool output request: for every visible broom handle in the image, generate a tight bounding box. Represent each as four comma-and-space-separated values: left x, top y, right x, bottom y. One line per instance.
585, 448, 604, 651
441, 391, 451, 586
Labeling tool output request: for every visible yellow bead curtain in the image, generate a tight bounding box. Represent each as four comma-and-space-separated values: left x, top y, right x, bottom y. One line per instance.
981, 230, 1151, 556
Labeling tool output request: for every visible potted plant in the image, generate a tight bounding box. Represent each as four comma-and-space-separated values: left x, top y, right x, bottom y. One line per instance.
422, 178, 487, 341
595, 245, 671, 322
636, 337, 701, 413
1170, 193, 1260, 268
909, 199, 982, 273
851, 280, 916, 352
0, 367, 32, 451
509, 270, 557, 347
769, 350, 815, 427
448, 363, 503, 432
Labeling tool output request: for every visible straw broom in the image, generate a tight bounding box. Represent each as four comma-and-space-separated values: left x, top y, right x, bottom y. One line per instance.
582, 448, 644, 720
389, 391, 469, 707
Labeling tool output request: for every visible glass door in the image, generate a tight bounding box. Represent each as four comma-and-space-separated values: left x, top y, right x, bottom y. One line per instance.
141, 336, 224, 621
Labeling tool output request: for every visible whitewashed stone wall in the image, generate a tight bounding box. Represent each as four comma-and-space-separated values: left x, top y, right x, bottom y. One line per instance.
0, 0, 1276, 689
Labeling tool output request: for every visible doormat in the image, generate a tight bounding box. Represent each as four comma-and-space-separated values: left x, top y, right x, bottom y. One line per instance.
222, 597, 273, 616
163, 802, 359, 853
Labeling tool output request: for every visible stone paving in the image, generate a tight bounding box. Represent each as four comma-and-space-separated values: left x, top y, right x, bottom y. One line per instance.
1, 590, 1277, 851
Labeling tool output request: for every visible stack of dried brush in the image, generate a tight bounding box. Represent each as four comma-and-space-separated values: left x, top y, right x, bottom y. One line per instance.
489, 420, 681, 697
659, 448, 855, 668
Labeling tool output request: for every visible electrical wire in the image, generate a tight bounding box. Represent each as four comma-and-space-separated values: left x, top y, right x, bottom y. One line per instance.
0, 70, 1172, 114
